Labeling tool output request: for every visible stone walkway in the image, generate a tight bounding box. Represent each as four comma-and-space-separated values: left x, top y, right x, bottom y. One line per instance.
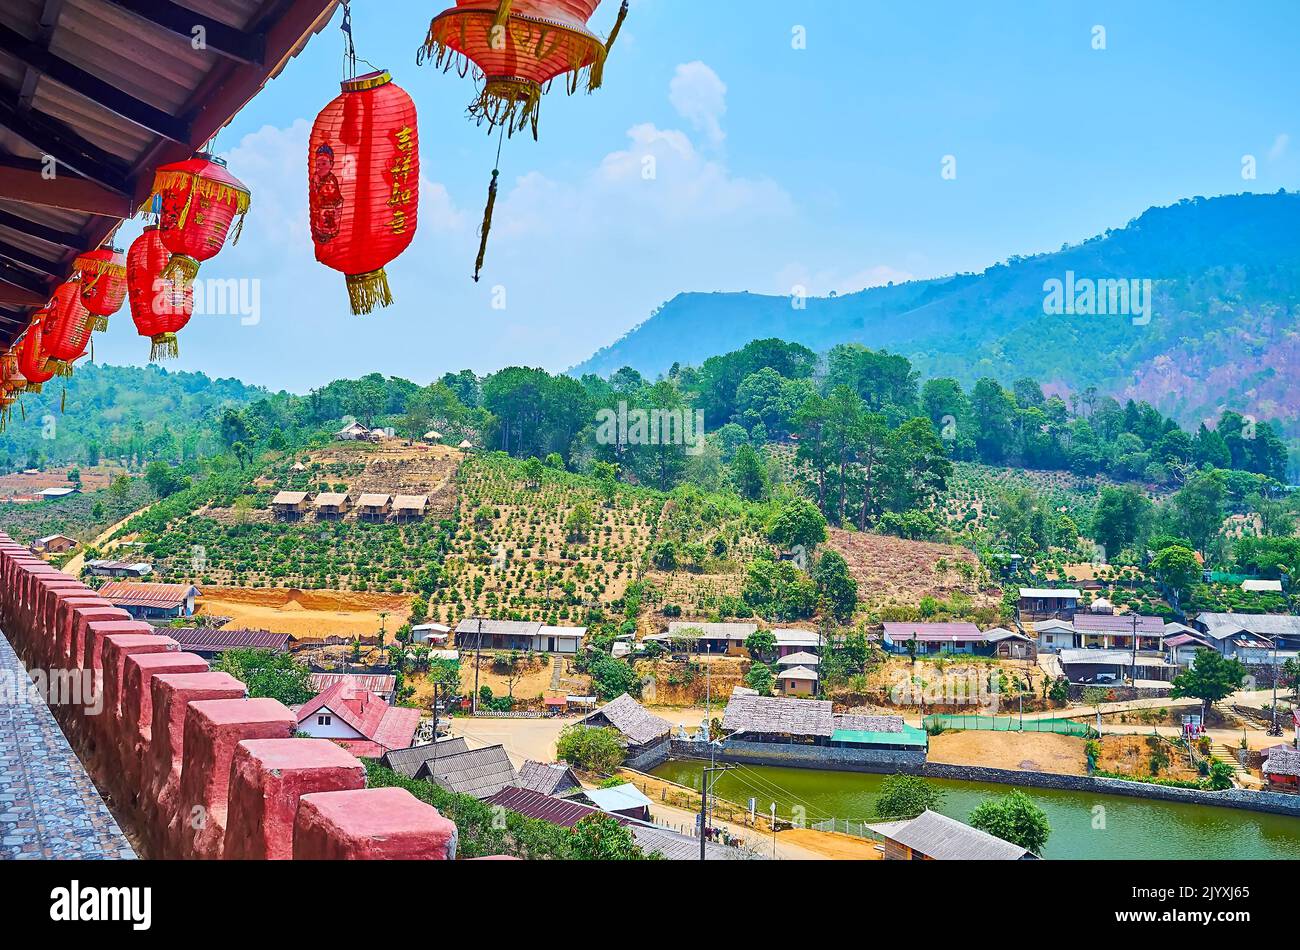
0, 632, 134, 859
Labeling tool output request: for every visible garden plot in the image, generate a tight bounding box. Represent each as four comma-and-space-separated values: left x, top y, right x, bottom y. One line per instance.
436, 455, 664, 625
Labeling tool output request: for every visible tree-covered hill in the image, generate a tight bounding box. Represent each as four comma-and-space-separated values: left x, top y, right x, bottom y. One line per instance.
572, 191, 1300, 444
0, 363, 268, 471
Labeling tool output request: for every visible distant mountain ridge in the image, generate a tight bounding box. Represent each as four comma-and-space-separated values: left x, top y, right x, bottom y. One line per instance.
571, 191, 1300, 438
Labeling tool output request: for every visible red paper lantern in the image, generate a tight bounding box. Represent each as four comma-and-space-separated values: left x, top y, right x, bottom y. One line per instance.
310, 70, 420, 314
74, 247, 128, 328
144, 153, 251, 287
419, 0, 628, 139
18, 313, 55, 392
127, 226, 195, 361
41, 281, 94, 374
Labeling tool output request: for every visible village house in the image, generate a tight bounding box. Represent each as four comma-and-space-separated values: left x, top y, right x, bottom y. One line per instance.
98, 582, 200, 621
867, 809, 1038, 860
270, 490, 310, 520
392, 494, 429, 522
1018, 587, 1081, 621
1262, 744, 1300, 790
356, 493, 392, 521
1057, 648, 1177, 686
1163, 624, 1216, 668
167, 628, 291, 660
83, 559, 152, 579
773, 628, 822, 658
1195, 613, 1300, 665
580, 783, 654, 822
651, 621, 758, 656
32, 533, 77, 554
482, 787, 754, 860
295, 681, 421, 758
777, 665, 818, 697
454, 618, 587, 655
1033, 611, 1165, 653
719, 692, 928, 767
576, 693, 672, 769
881, 622, 1035, 658
414, 744, 517, 799
411, 622, 451, 645
312, 492, 350, 519
514, 760, 583, 798
382, 738, 470, 778
36, 486, 80, 500
308, 672, 398, 704
335, 420, 373, 441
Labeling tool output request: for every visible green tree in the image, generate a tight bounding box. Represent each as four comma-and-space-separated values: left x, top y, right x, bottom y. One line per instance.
1092, 485, 1151, 556
556, 725, 626, 773
745, 629, 777, 662
1150, 544, 1201, 606
812, 549, 858, 622
968, 789, 1051, 856
766, 496, 828, 552
745, 661, 774, 696
213, 649, 314, 706
1171, 649, 1247, 717
568, 814, 652, 860
731, 443, 768, 501
873, 775, 946, 820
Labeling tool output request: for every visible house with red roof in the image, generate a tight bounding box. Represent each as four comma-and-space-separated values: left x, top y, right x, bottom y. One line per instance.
295, 681, 421, 759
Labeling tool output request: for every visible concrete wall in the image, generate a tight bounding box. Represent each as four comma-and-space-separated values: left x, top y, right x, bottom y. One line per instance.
668, 738, 927, 772
626, 737, 672, 772
0, 533, 458, 861
915, 762, 1300, 818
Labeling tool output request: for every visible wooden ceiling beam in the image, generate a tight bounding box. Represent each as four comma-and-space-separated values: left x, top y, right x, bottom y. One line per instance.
0, 94, 133, 194
0, 22, 191, 144
97, 0, 267, 65
0, 238, 65, 278
0, 207, 84, 250
0, 155, 133, 217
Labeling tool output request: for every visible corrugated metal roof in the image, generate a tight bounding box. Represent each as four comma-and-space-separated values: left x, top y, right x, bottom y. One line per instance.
416, 744, 517, 799
1019, 588, 1082, 600
883, 622, 983, 642
867, 810, 1036, 860
382, 738, 469, 778
169, 627, 288, 652
98, 581, 198, 609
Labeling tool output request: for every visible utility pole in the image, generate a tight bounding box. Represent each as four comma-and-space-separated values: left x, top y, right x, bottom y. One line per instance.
770, 802, 777, 859
1129, 612, 1139, 687
1272, 637, 1279, 732
699, 764, 733, 861
471, 618, 484, 715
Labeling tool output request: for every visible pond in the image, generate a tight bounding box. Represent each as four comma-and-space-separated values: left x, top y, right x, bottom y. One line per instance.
651, 759, 1300, 859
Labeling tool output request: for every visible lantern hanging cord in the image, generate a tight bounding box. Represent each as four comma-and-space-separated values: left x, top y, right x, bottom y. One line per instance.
339, 1, 380, 81
473, 126, 506, 283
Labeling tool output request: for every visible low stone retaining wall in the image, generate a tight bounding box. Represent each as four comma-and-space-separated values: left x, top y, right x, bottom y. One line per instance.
0, 533, 458, 861
662, 740, 1300, 819
626, 737, 671, 772
668, 738, 927, 771
917, 762, 1300, 817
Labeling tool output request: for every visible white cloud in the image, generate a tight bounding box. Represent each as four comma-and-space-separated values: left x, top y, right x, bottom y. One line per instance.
1268, 133, 1290, 162
668, 61, 728, 146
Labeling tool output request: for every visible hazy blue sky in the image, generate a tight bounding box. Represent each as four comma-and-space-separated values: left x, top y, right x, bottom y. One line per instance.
92, 0, 1300, 392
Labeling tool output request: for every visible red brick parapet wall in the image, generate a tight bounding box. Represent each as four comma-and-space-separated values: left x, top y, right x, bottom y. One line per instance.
0, 534, 459, 860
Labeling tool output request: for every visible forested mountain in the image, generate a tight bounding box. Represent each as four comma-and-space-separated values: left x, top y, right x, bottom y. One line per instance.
572, 192, 1300, 447
0, 364, 267, 471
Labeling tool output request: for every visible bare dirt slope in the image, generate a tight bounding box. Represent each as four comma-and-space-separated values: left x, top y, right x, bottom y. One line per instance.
826, 529, 1002, 613
197, 586, 412, 639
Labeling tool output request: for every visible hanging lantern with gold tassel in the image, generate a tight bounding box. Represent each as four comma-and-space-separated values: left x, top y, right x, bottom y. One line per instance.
73, 246, 129, 330
17, 313, 55, 394
142, 153, 251, 289
418, 0, 628, 281
309, 70, 421, 314
127, 226, 195, 361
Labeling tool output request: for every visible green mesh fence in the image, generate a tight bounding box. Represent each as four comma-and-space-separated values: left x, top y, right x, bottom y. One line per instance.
923, 714, 1093, 737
